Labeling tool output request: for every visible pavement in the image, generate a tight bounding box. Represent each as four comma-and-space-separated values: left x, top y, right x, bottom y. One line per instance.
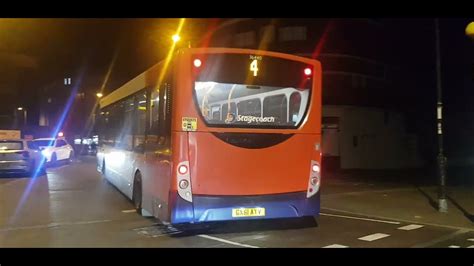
0, 156, 474, 248
322, 170, 474, 231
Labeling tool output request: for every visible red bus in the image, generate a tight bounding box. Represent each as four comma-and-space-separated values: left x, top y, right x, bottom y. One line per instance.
96, 47, 322, 224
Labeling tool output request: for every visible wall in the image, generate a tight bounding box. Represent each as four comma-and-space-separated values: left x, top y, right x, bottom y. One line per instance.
323, 105, 423, 169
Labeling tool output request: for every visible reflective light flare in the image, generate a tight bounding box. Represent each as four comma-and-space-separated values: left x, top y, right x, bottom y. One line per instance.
81, 45, 119, 141
9, 67, 85, 227
156, 18, 186, 91
172, 34, 181, 43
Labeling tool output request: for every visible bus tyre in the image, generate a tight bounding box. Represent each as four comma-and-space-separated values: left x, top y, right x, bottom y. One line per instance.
133, 173, 143, 216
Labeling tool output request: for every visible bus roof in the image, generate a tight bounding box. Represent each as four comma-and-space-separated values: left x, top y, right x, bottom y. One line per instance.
99, 61, 164, 108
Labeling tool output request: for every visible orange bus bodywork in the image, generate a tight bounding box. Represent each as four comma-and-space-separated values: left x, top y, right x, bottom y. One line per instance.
98, 48, 322, 224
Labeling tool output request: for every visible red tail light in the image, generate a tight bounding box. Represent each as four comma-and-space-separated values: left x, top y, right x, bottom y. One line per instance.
312, 164, 320, 173
178, 165, 188, 175
193, 59, 202, 68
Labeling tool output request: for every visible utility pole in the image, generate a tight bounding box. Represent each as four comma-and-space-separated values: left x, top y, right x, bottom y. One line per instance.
435, 18, 448, 213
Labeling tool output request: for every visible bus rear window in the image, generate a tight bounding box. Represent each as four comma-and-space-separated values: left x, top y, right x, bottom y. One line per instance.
193, 53, 313, 129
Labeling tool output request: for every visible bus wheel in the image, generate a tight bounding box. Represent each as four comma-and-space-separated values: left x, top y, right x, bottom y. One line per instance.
133, 172, 143, 216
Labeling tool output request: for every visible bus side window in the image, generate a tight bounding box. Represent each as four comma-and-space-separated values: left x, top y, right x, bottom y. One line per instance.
134, 91, 147, 153
98, 107, 111, 146
159, 82, 172, 147
111, 102, 124, 148
145, 73, 172, 152
120, 97, 134, 151
146, 88, 161, 152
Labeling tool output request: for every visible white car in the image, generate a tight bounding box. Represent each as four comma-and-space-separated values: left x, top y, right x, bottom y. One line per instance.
30, 138, 75, 164
0, 139, 46, 175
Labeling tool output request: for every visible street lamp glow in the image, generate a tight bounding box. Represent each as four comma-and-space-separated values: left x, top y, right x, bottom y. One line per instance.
96, 92, 103, 98
466, 22, 474, 38
17, 107, 23, 111
172, 34, 181, 43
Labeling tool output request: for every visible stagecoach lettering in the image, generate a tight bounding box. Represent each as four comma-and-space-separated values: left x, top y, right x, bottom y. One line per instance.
237, 115, 275, 124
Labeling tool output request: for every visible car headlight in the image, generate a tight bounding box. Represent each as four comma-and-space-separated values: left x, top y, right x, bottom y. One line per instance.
41, 150, 51, 157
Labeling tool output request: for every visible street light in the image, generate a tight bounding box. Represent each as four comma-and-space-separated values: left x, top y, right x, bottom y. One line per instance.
96, 92, 103, 98
172, 34, 181, 43
17, 107, 23, 111
465, 22, 474, 39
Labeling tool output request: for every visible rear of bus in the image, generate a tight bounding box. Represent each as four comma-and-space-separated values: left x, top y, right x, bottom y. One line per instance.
169, 48, 321, 224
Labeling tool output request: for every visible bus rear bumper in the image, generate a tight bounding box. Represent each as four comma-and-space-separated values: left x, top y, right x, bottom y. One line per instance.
169, 191, 320, 224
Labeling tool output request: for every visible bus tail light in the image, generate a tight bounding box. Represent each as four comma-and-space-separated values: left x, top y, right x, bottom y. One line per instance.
304, 67, 312, 76
307, 160, 320, 198
177, 161, 192, 202
178, 165, 188, 175
193, 59, 202, 68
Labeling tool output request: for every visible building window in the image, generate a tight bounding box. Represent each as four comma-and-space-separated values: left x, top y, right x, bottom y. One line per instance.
278, 26, 307, 42
259, 25, 276, 43
233, 31, 256, 47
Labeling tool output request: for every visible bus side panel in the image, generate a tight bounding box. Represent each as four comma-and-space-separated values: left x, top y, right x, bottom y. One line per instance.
122, 150, 138, 199
169, 131, 195, 224
134, 153, 155, 217
142, 145, 173, 221
101, 146, 124, 191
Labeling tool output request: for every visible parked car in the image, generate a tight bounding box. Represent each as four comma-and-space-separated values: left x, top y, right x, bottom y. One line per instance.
29, 138, 75, 165
0, 139, 46, 175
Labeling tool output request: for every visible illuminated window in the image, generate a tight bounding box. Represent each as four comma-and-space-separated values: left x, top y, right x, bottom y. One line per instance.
134, 92, 147, 152
278, 26, 307, 42
237, 99, 261, 117
263, 95, 288, 124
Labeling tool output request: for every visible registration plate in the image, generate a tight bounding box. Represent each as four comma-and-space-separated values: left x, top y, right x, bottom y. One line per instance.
232, 207, 265, 217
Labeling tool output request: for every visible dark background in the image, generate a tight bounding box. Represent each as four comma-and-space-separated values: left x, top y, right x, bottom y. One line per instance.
0, 18, 473, 164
